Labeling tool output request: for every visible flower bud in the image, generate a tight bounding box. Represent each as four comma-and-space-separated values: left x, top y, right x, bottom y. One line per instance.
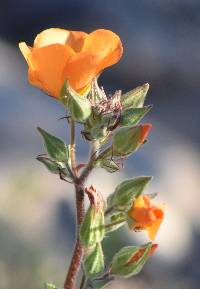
113, 123, 152, 157
111, 243, 157, 278
80, 186, 105, 247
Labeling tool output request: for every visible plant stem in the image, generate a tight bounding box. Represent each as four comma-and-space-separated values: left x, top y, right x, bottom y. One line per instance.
64, 127, 100, 289
64, 185, 85, 289
80, 140, 100, 182
63, 112, 102, 289
70, 118, 77, 176
64, 119, 85, 289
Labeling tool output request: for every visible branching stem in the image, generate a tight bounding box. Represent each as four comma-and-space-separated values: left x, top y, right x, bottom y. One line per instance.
64, 121, 100, 289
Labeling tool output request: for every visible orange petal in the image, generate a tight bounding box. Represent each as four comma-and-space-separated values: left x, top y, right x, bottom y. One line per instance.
29, 44, 75, 97
64, 52, 103, 91
19, 42, 34, 68
66, 31, 88, 52
83, 29, 123, 73
147, 218, 163, 240
130, 207, 152, 226
34, 28, 70, 48
19, 42, 31, 61
134, 195, 150, 209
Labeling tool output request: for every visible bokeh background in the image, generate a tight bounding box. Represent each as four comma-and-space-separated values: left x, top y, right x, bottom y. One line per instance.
0, 1, 200, 288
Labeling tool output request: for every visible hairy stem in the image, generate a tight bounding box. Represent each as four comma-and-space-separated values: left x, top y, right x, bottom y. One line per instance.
64, 185, 85, 289
64, 127, 100, 289
80, 140, 100, 182
64, 119, 85, 289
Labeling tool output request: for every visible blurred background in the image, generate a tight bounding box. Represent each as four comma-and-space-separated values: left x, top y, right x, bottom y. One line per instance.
0, 0, 200, 288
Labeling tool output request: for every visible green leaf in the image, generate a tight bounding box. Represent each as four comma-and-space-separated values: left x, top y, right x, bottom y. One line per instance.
121, 83, 149, 109
80, 207, 105, 247
36, 156, 69, 177
106, 212, 126, 233
37, 127, 68, 162
84, 243, 104, 277
37, 156, 61, 174
120, 106, 152, 126
45, 283, 58, 289
111, 243, 152, 278
107, 176, 152, 210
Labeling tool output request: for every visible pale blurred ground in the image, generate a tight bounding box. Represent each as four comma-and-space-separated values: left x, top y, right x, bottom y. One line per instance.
0, 1, 200, 289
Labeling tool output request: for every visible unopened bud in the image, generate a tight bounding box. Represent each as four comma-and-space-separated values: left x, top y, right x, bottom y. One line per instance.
111, 243, 156, 278
113, 124, 152, 157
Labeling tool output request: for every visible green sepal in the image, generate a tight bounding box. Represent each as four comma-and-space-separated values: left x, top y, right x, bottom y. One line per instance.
37, 127, 69, 162
107, 176, 152, 210
80, 207, 105, 247
45, 283, 58, 289
36, 156, 67, 175
84, 243, 104, 277
121, 83, 149, 109
68, 93, 91, 123
96, 158, 120, 173
112, 126, 141, 157
85, 111, 102, 132
120, 106, 152, 127
84, 112, 114, 141
60, 80, 90, 107
59, 80, 70, 107
88, 78, 107, 104
111, 243, 152, 278
90, 125, 108, 140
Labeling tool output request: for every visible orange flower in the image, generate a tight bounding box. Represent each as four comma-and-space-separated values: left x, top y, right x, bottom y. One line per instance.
128, 195, 164, 240
19, 28, 123, 98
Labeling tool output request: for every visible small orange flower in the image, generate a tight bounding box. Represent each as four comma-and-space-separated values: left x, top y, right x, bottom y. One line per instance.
128, 195, 164, 240
19, 28, 123, 98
